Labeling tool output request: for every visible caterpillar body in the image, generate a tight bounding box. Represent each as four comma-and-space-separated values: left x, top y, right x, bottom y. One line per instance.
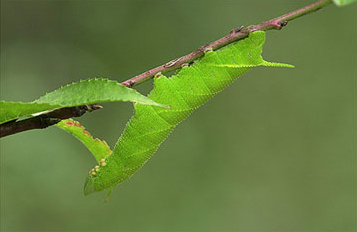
84, 31, 291, 195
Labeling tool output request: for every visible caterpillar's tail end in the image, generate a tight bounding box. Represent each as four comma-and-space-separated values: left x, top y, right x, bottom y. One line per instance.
84, 176, 96, 196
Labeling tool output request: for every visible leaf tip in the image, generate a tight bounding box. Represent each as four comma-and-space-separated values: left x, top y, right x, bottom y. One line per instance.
333, 0, 356, 6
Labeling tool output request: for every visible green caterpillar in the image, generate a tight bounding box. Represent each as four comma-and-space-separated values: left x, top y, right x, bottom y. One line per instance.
84, 31, 292, 195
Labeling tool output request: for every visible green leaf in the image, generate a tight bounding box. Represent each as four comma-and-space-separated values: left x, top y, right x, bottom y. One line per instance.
332, 0, 356, 6
0, 78, 166, 125
56, 119, 111, 163
35, 78, 166, 107
83, 31, 294, 195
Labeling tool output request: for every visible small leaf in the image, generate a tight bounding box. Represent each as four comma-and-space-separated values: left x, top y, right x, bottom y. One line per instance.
0, 78, 166, 125
35, 78, 166, 108
56, 119, 111, 163
332, 0, 356, 6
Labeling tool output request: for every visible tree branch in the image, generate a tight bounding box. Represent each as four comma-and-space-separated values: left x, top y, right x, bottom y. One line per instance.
0, 105, 102, 138
121, 0, 332, 87
0, 0, 332, 138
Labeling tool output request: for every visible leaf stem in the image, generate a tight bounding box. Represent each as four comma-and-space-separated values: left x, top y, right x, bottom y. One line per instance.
121, 0, 332, 87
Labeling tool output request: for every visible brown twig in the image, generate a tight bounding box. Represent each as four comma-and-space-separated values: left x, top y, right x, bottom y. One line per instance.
0, 105, 102, 138
0, 0, 333, 138
121, 0, 332, 87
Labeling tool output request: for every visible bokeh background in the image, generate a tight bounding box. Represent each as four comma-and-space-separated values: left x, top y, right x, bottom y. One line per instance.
1, 1, 356, 231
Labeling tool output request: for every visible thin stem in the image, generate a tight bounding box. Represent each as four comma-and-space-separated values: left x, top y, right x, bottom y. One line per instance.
121, 0, 332, 87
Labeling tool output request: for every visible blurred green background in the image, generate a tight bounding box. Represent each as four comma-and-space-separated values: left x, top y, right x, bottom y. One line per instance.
0, 1, 356, 231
